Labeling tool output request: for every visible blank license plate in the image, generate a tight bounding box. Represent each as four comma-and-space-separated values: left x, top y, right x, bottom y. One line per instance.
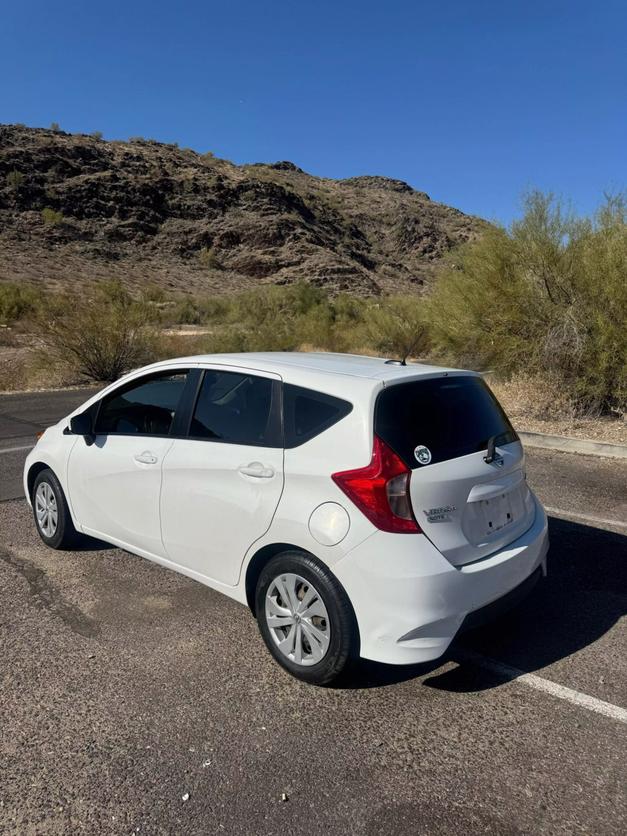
481, 495, 516, 536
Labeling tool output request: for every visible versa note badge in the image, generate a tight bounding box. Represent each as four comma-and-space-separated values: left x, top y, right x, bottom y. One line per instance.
423, 505, 456, 523
414, 445, 432, 465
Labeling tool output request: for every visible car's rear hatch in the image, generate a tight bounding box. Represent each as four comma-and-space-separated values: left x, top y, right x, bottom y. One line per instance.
375, 374, 535, 567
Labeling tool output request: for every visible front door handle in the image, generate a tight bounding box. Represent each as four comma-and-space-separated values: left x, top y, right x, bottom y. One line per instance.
134, 451, 158, 465
238, 462, 275, 479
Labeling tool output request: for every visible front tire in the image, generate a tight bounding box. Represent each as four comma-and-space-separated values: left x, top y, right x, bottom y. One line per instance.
32, 468, 79, 549
255, 551, 358, 685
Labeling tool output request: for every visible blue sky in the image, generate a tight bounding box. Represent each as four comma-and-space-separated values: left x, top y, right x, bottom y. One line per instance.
2, 0, 625, 224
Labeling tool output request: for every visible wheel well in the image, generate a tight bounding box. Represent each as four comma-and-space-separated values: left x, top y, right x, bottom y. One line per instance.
26, 462, 50, 500
245, 542, 314, 616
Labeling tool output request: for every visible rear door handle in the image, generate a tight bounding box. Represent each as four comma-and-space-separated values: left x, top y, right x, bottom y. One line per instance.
134, 451, 158, 465
238, 462, 275, 479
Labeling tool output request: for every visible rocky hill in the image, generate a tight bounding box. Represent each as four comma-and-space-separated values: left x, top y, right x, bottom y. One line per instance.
0, 124, 485, 297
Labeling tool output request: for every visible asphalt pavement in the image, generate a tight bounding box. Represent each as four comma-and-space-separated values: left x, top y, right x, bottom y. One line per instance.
0, 386, 99, 501
0, 388, 625, 835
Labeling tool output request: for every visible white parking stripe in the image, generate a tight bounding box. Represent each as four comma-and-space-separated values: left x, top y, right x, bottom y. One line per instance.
457, 650, 627, 724
545, 506, 627, 531
0, 444, 34, 455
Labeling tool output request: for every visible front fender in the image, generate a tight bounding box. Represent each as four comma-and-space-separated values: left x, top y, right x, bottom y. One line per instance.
23, 425, 78, 518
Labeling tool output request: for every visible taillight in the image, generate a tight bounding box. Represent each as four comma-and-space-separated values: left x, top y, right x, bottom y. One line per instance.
331, 435, 420, 534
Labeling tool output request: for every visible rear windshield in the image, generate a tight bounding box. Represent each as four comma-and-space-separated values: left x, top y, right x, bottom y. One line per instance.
375, 375, 518, 467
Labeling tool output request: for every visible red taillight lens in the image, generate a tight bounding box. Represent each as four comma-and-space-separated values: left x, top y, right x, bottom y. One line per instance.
331, 435, 420, 534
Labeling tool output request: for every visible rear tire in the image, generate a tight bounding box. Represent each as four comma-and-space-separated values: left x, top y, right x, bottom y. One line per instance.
32, 468, 79, 549
255, 551, 358, 685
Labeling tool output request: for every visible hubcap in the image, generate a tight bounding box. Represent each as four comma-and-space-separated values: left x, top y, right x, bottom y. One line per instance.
35, 482, 58, 538
265, 573, 331, 666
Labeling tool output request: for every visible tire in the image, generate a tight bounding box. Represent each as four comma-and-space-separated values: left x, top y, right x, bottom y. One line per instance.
255, 551, 358, 685
31, 468, 79, 550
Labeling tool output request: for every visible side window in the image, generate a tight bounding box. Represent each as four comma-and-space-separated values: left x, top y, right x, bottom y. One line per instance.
190, 370, 278, 447
95, 371, 188, 436
283, 384, 352, 448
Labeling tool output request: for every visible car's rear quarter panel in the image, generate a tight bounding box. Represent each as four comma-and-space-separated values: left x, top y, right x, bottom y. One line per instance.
237, 373, 381, 587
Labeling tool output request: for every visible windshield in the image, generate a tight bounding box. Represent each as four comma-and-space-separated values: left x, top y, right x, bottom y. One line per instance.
375, 375, 518, 468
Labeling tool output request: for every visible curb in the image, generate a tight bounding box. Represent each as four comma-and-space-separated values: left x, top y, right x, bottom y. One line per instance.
519, 431, 627, 460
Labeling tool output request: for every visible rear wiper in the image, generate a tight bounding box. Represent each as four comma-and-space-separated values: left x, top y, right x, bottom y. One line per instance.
484, 435, 497, 463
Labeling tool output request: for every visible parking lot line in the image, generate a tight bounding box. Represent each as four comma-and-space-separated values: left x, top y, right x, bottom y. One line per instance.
457, 649, 627, 724
545, 506, 627, 531
0, 444, 34, 455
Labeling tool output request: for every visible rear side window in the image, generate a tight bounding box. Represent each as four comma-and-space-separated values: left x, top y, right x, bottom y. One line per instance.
189, 370, 278, 447
283, 384, 352, 448
375, 376, 518, 467
96, 371, 188, 435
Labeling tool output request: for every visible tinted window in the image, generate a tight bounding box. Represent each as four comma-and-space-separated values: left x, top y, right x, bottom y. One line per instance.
283, 384, 353, 448
190, 370, 277, 446
375, 376, 518, 467
95, 371, 188, 435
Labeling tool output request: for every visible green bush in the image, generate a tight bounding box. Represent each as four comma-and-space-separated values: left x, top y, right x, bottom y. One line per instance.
167, 295, 230, 325
426, 191, 627, 414
6, 170, 24, 189
0, 282, 40, 325
366, 296, 430, 362
38, 280, 158, 381
163, 282, 430, 357
41, 207, 64, 226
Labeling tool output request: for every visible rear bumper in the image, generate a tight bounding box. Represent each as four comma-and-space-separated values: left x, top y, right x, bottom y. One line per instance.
459, 565, 542, 632
333, 496, 549, 665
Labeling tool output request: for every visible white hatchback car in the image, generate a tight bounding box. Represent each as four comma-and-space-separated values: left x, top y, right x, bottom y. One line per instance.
24, 353, 548, 684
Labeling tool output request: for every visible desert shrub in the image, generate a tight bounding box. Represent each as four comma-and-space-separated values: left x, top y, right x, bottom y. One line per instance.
198, 246, 221, 269
91, 130, 103, 140
156, 332, 208, 360
6, 170, 24, 189
140, 284, 168, 304
228, 282, 324, 323
163, 282, 430, 358
427, 192, 627, 414
41, 207, 64, 226
38, 280, 158, 381
365, 295, 430, 362
223, 283, 339, 350
50, 122, 60, 132
168, 295, 230, 325
0, 282, 41, 325
171, 297, 205, 325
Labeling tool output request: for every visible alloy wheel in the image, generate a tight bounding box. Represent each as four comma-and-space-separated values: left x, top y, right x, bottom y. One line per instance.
35, 482, 58, 538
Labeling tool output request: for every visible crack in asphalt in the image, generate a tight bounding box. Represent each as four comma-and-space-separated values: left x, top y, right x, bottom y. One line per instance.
0, 545, 99, 638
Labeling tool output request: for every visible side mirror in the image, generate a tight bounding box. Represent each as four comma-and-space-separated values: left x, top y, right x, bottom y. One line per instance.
69, 410, 96, 445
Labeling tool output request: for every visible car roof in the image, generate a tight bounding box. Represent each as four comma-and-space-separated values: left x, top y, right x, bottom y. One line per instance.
159, 351, 469, 383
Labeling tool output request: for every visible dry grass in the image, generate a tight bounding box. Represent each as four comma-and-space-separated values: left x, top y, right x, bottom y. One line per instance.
489, 373, 626, 445
0, 344, 77, 392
